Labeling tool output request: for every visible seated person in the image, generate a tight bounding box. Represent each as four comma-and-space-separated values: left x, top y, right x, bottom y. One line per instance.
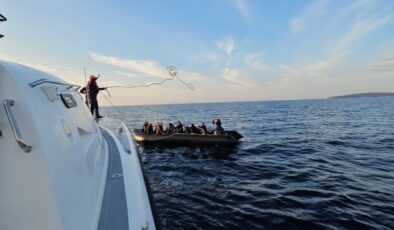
198, 122, 207, 135
166, 123, 175, 134
154, 122, 163, 134
213, 126, 225, 135
190, 123, 199, 134
148, 123, 153, 134
142, 121, 150, 134
184, 126, 191, 134
176, 121, 184, 133
212, 117, 225, 135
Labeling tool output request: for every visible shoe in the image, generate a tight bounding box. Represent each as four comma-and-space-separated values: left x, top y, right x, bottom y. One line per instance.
96, 115, 104, 119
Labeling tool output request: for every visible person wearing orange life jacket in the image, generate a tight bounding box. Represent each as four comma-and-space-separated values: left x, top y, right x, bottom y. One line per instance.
154, 122, 164, 134
86, 75, 106, 119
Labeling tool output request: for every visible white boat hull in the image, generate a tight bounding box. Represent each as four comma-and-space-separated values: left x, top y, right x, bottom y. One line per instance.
0, 60, 158, 230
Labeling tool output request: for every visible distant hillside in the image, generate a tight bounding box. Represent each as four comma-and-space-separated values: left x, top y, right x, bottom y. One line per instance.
330, 92, 394, 99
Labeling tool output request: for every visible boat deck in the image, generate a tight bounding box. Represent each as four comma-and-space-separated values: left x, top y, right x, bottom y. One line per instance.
98, 128, 129, 230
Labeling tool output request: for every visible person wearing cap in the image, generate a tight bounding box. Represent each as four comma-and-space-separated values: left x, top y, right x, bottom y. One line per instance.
87, 75, 106, 119
212, 117, 225, 135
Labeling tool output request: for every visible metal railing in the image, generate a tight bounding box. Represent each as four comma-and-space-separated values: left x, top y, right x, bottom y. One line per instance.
29, 78, 81, 90
3, 99, 32, 153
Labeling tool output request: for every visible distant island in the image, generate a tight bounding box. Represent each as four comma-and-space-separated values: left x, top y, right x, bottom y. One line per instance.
329, 92, 394, 99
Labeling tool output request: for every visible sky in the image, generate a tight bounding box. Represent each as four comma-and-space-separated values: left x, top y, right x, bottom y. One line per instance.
1, 0, 394, 105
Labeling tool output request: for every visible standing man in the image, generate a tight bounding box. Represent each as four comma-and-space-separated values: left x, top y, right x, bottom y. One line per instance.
87, 75, 106, 119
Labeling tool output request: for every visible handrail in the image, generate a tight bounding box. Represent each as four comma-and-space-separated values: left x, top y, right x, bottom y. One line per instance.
3, 100, 32, 153
29, 78, 81, 90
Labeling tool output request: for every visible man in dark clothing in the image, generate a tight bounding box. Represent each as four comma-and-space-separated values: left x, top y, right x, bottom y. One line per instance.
190, 123, 199, 134
86, 75, 106, 119
176, 121, 184, 133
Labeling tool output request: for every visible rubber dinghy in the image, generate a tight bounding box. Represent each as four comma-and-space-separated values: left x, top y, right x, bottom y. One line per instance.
0, 60, 160, 230
133, 129, 243, 145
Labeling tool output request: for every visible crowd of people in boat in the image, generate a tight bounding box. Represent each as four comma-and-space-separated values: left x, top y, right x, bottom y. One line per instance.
141, 118, 225, 135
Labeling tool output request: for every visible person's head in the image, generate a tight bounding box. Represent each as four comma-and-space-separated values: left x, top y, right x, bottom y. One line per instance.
89, 75, 97, 81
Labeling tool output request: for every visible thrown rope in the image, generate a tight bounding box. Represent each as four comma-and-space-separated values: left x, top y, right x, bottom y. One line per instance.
101, 92, 115, 106
105, 66, 195, 91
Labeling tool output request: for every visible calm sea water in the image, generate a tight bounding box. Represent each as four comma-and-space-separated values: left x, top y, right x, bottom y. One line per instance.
103, 97, 394, 230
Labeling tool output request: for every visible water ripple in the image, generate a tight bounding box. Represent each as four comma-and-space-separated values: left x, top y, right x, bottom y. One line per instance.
103, 98, 394, 229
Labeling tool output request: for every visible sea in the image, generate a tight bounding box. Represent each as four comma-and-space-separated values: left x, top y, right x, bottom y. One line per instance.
102, 97, 394, 230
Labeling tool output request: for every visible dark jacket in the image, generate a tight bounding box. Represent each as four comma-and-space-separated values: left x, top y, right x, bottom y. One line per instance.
87, 80, 105, 99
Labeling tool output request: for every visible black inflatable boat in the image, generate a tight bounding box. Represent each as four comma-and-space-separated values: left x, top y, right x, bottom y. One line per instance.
133, 129, 243, 145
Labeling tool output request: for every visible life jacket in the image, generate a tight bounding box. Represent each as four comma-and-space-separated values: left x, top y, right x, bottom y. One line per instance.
155, 124, 163, 134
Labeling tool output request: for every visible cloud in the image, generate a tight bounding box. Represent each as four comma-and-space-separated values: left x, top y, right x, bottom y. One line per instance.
286, 2, 391, 79
370, 55, 394, 72
379, 38, 394, 50
345, 0, 375, 12
332, 16, 390, 54
305, 52, 345, 75
221, 67, 255, 87
0, 54, 85, 85
217, 39, 236, 55
278, 54, 343, 80
244, 53, 265, 70
289, 18, 304, 32
198, 52, 220, 62
181, 71, 211, 82
289, 0, 330, 32
90, 51, 211, 87
279, 64, 302, 76
116, 71, 139, 78
235, 0, 252, 23
90, 51, 168, 78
